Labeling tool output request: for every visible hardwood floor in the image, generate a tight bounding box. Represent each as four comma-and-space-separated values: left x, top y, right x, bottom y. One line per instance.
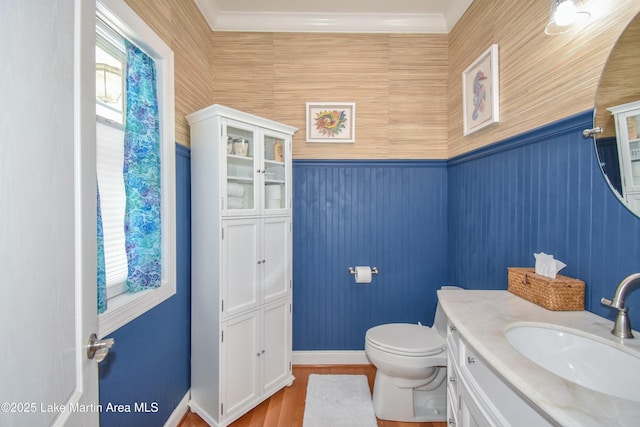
179, 365, 447, 427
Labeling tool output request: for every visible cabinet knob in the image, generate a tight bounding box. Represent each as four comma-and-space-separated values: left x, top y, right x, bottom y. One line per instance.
467, 356, 476, 364
257, 260, 262, 264
449, 376, 456, 383
448, 418, 456, 425
449, 326, 456, 332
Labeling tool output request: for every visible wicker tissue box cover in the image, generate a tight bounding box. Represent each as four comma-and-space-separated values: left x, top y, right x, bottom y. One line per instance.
507, 267, 585, 311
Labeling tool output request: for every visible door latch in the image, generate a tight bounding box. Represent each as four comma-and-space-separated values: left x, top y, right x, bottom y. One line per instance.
87, 333, 115, 363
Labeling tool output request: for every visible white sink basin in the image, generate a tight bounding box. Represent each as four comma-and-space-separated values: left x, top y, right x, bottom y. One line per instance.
505, 323, 640, 402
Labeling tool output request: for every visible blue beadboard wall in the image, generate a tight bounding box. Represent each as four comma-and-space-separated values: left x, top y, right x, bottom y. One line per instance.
292, 160, 449, 350
293, 112, 640, 351
99, 144, 191, 426
448, 111, 640, 327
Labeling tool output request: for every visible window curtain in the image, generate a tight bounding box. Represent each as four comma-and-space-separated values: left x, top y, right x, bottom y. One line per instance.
123, 40, 162, 293
97, 187, 107, 314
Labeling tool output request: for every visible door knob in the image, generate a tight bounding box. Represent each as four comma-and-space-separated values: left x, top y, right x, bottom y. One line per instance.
87, 333, 115, 363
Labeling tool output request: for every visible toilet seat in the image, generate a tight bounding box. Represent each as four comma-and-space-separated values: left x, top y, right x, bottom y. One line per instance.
366, 323, 445, 357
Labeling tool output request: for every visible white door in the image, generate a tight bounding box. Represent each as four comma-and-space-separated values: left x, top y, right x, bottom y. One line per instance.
0, 1, 100, 426
262, 299, 291, 394
222, 219, 261, 317
262, 217, 291, 304
221, 311, 260, 419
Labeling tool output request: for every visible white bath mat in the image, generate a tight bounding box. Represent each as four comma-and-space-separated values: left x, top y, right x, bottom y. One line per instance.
302, 374, 378, 427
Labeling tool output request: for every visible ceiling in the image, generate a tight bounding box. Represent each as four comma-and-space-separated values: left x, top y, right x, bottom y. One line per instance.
194, 0, 475, 33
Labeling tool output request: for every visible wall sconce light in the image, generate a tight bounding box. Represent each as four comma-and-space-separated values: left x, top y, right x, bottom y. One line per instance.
544, 0, 590, 35
96, 63, 122, 104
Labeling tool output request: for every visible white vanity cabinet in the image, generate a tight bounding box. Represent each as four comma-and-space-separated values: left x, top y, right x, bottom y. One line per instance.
609, 100, 640, 211
446, 321, 554, 427
187, 105, 296, 426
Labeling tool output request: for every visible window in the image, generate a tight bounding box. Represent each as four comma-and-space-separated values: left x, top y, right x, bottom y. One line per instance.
96, 0, 175, 338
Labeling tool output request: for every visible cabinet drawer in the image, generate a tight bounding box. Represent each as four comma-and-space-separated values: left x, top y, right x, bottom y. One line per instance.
446, 321, 460, 361
446, 387, 458, 427
446, 348, 459, 405
460, 339, 554, 427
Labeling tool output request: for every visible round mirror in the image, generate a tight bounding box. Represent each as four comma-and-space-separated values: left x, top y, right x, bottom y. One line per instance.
594, 12, 640, 217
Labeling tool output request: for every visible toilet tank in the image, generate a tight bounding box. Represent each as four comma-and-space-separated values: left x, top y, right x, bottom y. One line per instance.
433, 286, 464, 338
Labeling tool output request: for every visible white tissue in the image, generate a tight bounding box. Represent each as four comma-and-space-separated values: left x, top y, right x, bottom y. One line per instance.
265, 184, 282, 199
354, 266, 372, 284
534, 252, 566, 279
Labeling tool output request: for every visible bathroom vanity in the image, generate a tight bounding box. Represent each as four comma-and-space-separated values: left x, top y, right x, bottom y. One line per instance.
438, 290, 640, 427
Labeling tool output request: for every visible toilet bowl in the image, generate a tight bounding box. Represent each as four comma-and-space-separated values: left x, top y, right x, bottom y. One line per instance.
364, 286, 461, 422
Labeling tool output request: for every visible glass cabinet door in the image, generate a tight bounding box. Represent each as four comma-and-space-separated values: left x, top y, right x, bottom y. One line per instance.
262, 131, 289, 213
224, 120, 258, 215
626, 113, 640, 190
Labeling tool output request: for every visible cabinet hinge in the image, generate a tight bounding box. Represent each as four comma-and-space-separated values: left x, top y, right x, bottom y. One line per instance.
289, 361, 292, 371
221, 300, 224, 312
289, 279, 292, 289
289, 221, 292, 232
221, 403, 224, 415
290, 303, 292, 313
222, 227, 224, 240
221, 330, 224, 342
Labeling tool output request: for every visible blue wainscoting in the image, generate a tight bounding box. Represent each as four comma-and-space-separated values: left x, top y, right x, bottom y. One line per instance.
448, 111, 640, 327
99, 144, 191, 426
292, 160, 449, 350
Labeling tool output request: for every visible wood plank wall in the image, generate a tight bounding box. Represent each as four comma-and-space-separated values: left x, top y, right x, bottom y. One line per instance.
210, 33, 449, 159
125, 0, 640, 156
208, 1, 639, 159
595, 13, 640, 138
448, 0, 640, 157
125, 0, 213, 146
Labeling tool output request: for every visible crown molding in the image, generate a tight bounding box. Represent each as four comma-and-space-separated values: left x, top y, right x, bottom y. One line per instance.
213, 12, 447, 33
194, 0, 475, 33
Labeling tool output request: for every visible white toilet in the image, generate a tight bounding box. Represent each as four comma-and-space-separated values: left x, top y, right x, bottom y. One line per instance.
364, 286, 460, 422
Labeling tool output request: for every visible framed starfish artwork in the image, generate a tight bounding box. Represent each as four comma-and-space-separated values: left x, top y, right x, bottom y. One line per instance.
306, 102, 356, 143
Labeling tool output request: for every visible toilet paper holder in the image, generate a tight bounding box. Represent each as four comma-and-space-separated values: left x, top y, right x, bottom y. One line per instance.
348, 266, 379, 275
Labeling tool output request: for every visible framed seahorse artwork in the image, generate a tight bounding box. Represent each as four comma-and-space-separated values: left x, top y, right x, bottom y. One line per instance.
462, 44, 500, 136
306, 102, 356, 143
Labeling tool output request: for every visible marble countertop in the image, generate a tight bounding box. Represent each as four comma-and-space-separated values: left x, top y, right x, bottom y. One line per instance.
438, 289, 640, 427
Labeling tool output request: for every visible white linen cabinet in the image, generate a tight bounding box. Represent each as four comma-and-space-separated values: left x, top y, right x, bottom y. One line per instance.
609, 100, 640, 212
186, 104, 297, 426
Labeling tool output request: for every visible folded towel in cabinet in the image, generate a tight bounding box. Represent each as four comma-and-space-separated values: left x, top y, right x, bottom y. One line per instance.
227, 196, 244, 209
227, 183, 245, 197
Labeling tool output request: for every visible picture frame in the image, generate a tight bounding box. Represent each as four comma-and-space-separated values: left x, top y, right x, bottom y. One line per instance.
306, 102, 356, 143
462, 44, 499, 136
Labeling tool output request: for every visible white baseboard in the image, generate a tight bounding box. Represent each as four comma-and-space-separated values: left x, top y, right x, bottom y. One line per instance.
163, 390, 190, 427
292, 350, 370, 365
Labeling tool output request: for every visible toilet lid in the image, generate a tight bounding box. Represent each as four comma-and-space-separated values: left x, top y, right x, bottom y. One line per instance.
366, 323, 445, 356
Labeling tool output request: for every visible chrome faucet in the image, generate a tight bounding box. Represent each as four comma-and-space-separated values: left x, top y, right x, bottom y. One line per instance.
601, 273, 640, 339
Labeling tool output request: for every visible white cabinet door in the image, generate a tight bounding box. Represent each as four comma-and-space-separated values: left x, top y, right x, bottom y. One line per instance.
262, 130, 291, 215
262, 300, 291, 395
460, 386, 492, 427
262, 217, 291, 303
223, 219, 260, 317
222, 311, 261, 419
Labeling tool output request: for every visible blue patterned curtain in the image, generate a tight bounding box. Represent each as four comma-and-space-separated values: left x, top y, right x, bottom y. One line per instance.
97, 187, 107, 314
123, 40, 162, 293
